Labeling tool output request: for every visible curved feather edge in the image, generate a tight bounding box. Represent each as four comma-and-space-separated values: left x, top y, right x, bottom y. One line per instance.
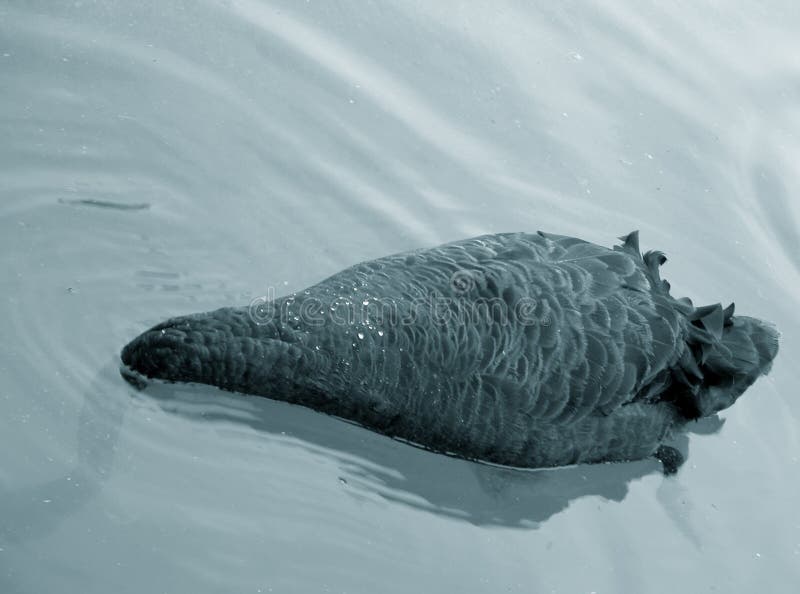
615, 234, 772, 409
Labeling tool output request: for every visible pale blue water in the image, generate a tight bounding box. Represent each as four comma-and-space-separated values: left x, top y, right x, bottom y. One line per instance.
1, 1, 799, 593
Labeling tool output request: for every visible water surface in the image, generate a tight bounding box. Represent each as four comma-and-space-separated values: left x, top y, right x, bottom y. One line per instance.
1, 1, 799, 592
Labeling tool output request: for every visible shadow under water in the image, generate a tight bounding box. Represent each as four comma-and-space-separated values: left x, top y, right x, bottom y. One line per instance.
128, 379, 724, 529
0, 364, 726, 541
0, 362, 131, 544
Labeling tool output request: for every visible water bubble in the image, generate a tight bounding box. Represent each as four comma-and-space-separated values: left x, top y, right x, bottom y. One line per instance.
357, 332, 365, 340
377, 330, 384, 337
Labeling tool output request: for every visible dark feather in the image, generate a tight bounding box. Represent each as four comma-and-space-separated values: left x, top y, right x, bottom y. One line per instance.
121, 232, 779, 470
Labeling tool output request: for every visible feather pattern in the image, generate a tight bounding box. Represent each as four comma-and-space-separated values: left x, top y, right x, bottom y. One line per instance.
121, 231, 779, 469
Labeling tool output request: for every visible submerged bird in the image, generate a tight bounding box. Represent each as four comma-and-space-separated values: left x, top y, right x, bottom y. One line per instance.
121, 231, 779, 473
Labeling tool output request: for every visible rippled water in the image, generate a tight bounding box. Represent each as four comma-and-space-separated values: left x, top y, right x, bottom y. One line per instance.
2, 1, 799, 592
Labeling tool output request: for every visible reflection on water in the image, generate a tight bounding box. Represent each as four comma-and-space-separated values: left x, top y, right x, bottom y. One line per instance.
127, 382, 668, 528
0, 371, 720, 539
1, 1, 798, 593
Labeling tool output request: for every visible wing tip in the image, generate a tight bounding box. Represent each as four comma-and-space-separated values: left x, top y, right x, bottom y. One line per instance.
617, 230, 640, 254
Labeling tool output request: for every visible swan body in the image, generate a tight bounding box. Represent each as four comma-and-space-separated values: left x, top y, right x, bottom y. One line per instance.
121, 231, 779, 471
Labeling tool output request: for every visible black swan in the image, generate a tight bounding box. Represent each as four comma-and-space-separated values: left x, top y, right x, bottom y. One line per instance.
121, 231, 779, 473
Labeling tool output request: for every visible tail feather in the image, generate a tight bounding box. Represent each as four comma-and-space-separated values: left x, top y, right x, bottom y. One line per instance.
677, 315, 779, 418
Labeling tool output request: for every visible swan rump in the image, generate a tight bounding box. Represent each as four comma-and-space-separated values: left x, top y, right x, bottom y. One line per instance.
121, 231, 779, 471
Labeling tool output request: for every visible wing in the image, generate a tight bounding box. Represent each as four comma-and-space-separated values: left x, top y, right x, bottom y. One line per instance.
301, 231, 689, 434
508, 231, 687, 426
